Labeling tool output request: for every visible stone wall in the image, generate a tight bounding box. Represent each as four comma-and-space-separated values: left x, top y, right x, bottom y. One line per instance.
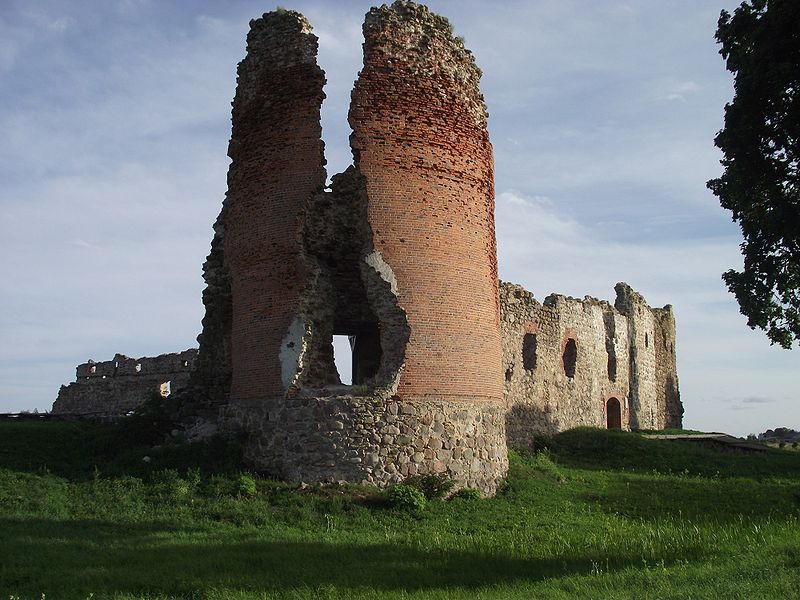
225, 396, 506, 493
501, 281, 682, 447
653, 305, 683, 428
53, 350, 197, 417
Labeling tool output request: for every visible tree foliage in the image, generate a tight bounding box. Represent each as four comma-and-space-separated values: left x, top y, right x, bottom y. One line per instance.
707, 0, 800, 348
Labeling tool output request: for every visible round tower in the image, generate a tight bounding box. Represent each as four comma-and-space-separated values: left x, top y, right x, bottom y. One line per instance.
350, 1, 504, 408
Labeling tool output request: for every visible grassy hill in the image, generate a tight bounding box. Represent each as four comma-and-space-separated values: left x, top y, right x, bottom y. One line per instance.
1, 420, 798, 599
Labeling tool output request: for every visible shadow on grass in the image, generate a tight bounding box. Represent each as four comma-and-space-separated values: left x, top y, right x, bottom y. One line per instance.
0, 516, 705, 598
0, 421, 242, 481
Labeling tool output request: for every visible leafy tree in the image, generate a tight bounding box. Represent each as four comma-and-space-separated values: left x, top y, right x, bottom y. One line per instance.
707, 0, 800, 348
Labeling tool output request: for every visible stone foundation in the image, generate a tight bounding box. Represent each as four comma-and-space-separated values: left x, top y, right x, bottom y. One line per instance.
225, 395, 508, 496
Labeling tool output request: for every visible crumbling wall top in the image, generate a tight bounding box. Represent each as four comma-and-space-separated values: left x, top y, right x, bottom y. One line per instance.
614, 282, 673, 315
501, 281, 615, 313
362, 0, 487, 128
76, 349, 197, 379
233, 9, 322, 112
246, 10, 317, 66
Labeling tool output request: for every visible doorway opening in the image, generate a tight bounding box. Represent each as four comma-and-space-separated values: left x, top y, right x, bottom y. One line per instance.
606, 397, 622, 429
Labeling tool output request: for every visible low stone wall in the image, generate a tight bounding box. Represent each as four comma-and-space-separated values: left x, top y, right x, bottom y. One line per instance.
224, 395, 508, 496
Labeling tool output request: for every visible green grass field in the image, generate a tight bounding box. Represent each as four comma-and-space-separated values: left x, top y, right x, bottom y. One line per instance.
1, 420, 799, 599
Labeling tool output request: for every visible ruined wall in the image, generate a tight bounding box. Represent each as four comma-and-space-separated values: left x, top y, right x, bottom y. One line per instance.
501, 283, 631, 444
208, 2, 507, 494
222, 11, 327, 403
501, 281, 682, 446
53, 350, 197, 417
49, 2, 685, 492
188, 207, 231, 413
614, 283, 659, 430
653, 306, 683, 428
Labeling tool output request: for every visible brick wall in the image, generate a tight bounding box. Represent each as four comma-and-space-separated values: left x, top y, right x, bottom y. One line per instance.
222, 11, 326, 402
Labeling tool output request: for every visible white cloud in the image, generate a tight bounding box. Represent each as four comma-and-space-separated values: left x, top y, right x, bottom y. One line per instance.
659, 80, 702, 101
20, 9, 75, 33
740, 396, 776, 405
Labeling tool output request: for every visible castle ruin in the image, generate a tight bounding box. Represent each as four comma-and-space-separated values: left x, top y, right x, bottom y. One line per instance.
53, 350, 197, 418
53, 2, 682, 495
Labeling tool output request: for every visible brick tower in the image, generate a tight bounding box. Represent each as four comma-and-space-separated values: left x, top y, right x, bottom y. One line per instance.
195, 2, 508, 494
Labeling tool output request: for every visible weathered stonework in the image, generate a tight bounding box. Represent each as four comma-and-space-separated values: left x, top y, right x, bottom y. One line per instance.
53, 350, 197, 417
501, 281, 682, 446
225, 396, 505, 492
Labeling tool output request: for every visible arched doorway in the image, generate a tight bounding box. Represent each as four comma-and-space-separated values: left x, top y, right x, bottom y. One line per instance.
606, 397, 621, 429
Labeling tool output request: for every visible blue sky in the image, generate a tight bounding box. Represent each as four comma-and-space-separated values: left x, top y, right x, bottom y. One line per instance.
1, 0, 797, 436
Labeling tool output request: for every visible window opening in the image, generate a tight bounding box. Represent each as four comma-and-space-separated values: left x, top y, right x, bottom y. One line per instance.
332, 335, 353, 385
645, 333, 649, 348
607, 354, 617, 382
562, 338, 577, 379
522, 333, 537, 370
332, 322, 382, 387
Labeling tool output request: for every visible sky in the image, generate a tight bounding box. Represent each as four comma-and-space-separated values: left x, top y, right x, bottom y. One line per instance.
1, 0, 798, 437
